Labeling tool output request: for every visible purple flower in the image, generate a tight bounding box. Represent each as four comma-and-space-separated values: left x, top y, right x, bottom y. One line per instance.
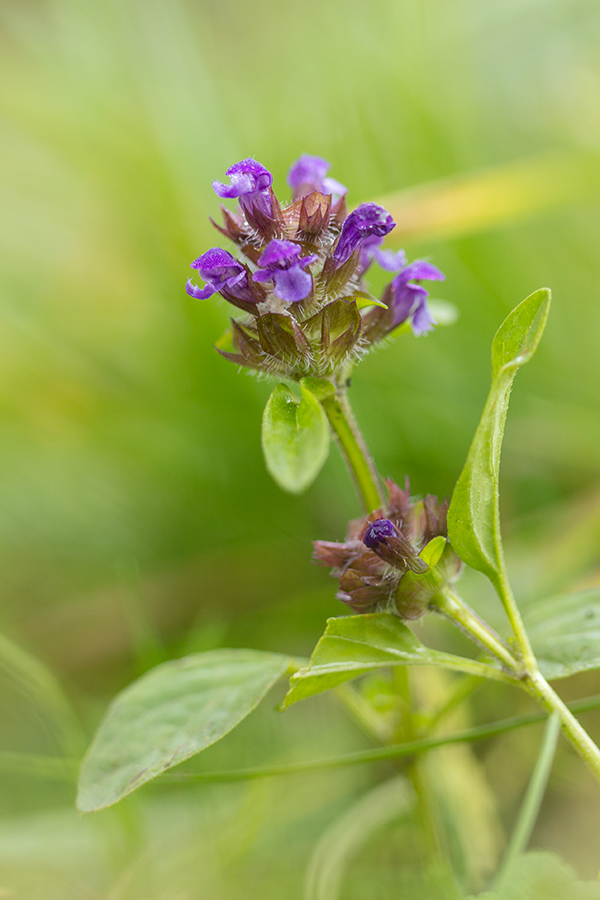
391, 260, 445, 335
186, 248, 254, 303
359, 235, 406, 275
212, 158, 274, 219
287, 155, 347, 201
362, 518, 397, 550
253, 239, 317, 303
333, 203, 395, 266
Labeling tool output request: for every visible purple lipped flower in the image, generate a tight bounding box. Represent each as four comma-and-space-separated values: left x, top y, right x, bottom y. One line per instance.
253, 239, 317, 303
287, 155, 347, 201
359, 235, 407, 275
212, 158, 274, 219
391, 260, 445, 335
362, 518, 398, 549
186, 248, 255, 303
333, 203, 395, 266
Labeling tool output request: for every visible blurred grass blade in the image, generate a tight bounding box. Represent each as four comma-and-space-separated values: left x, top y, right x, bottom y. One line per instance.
375, 152, 600, 244
304, 776, 414, 900
0, 631, 83, 756
0, 751, 77, 782
493, 714, 560, 893
77, 649, 290, 812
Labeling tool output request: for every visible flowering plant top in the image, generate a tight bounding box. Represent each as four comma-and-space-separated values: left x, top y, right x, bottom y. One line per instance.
186, 155, 445, 380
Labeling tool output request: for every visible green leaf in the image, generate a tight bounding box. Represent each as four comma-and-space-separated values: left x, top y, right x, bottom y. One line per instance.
282, 614, 510, 708
447, 289, 551, 579
477, 851, 600, 900
77, 649, 290, 812
261, 382, 331, 493
524, 588, 600, 680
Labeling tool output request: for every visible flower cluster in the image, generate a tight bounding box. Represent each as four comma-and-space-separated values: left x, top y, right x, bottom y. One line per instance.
313, 479, 462, 619
186, 156, 445, 379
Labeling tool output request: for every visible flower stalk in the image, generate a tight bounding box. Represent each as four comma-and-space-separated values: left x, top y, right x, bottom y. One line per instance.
319, 384, 384, 513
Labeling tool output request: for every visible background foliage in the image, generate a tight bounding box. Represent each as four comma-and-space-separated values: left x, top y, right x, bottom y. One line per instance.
2, 0, 600, 896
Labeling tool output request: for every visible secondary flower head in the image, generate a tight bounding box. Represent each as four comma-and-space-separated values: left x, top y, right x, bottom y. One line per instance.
313, 479, 462, 617
253, 240, 317, 303
287, 155, 347, 201
186, 154, 448, 378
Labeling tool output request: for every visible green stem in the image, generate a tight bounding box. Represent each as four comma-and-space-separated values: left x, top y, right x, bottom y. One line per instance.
491, 567, 537, 671
160, 693, 600, 784
438, 583, 600, 780
525, 671, 600, 782
491, 563, 600, 781
319, 385, 384, 513
433, 587, 521, 674
493, 713, 560, 891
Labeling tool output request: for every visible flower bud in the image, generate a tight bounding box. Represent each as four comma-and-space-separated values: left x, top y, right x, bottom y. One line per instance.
313, 479, 462, 619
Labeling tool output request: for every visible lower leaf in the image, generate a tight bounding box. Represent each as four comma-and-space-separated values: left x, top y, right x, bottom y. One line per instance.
77, 648, 290, 812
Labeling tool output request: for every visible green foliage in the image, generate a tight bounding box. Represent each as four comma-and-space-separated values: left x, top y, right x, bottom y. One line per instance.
305, 776, 414, 900
447, 289, 551, 580
77, 649, 290, 812
477, 851, 600, 900
282, 614, 508, 708
525, 588, 600, 680
261, 382, 331, 493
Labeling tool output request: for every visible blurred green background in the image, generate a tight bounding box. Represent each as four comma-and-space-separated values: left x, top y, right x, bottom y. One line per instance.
2, 0, 600, 896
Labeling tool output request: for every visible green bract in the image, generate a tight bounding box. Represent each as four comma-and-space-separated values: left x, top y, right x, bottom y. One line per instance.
261, 381, 331, 493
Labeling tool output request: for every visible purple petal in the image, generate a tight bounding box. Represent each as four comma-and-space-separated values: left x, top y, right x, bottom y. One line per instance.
363, 518, 397, 549
411, 295, 437, 335
371, 246, 407, 272
252, 269, 274, 283
287, 155, 347, 200
334, 203, 395, 265
191, 247, 244, 281
322, 176, 347, 199
288, 155, 330, 191
402, 260, 445, 282
298, 253, 318, 269
185, 278, 218, 300
391, 280, 427, 327
212, 158, 272, 199
272, 266, 313, 302
258, 239, 302, 270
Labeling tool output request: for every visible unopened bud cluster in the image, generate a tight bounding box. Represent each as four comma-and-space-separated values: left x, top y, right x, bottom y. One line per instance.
313, 479, 462, 619
186, 156, 445, 379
